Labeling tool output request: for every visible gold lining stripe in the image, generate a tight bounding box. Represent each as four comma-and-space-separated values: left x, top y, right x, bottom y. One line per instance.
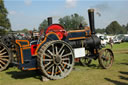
67, 30, 85, 33
69, 37, 86, 40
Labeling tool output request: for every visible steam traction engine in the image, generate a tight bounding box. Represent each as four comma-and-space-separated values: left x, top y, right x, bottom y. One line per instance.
0, 9, 114, 80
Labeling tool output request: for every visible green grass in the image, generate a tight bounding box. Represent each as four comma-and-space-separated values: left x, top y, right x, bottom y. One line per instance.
106, 42, 128, 51
0, 43, 128, 85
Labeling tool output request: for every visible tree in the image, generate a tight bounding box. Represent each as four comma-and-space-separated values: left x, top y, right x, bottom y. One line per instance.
38, 19, 48, 32
0, 28, 7, 35
125, 23, 128, 33
106, 21, 126, 35
59, 13, 87, 30
122, 24, 125, 28
0, 0, 11, 30
20, 28, 29, 35
96, 28, 105, 34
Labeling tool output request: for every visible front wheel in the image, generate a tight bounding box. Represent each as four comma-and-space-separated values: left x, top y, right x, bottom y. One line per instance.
37, 40, 74, 80
98, 49, 114, 69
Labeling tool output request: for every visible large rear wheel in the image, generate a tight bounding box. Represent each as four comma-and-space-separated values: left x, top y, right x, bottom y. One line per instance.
0, 42, 11, 72
37, 40, 74, 80
1, 34, 15, 48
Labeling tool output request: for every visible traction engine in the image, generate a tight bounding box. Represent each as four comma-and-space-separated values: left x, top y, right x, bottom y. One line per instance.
0, 9, 114, 80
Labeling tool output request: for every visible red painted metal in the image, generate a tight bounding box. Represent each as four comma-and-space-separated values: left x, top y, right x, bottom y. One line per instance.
46, 24, 67, 40
31, 44, 38, 55
75, 58, 80, 62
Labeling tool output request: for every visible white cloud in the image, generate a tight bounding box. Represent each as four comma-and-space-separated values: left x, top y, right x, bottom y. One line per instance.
9, 10, 16, 15
24, 0, 32, 6
65, 0, 77, 8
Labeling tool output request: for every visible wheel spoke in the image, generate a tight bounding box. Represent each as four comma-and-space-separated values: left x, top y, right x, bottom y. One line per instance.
62, 58, 69, 61
55, 46, 58, 55
44, 53, 51, 58
47, 50, 54, 56
60, 50, 65, 57
1, 58, 8, 61
43, 59, 53, 62
0, 64, 3, 68
58, 66, 64, 76
62, 62, 72, 67
0, 52, 7, 56
105, 50, 109, 57
105, 51, 109, 57
107, 54, 111, 64
51, 66, 54, 76
0, 56, 9, 58
0, 48, 5, 53
46, 64, 54, 71
106, 57, 110, 66
54, 65, 57, 74
52, 44, 55, 55
0, 60, 6, 65
59, 44, 65, 54
60, 64, 65, 71
62, 52, 72, 58
44, 62, 51, 67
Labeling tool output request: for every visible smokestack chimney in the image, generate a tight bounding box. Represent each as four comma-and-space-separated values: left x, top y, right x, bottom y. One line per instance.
88, 9, 95, 34
48, 17, 52, 26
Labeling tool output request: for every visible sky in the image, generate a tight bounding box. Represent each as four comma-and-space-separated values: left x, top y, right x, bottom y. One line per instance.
3, 0, 128, 30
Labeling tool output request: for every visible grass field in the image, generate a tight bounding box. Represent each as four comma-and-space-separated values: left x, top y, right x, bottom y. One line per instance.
0, 43, 128, 85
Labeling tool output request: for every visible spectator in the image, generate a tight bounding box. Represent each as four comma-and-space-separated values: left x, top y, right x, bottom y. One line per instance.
109, 38, 113, 49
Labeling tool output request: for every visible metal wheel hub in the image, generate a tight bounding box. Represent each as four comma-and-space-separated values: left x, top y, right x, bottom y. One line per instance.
102, 56, 109, 61
105, 56, 109, 61
54, 55, 62, 65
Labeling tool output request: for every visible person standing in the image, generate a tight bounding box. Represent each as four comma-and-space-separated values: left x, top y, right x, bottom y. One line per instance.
109, 38, 113, 49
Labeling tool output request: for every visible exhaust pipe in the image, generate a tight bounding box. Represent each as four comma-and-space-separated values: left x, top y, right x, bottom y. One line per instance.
48, 17, 52, 26
88, 9, 95, 34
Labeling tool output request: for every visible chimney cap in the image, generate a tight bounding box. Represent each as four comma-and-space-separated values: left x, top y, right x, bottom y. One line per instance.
88, 9, 95, 12
48, 17, 52, 18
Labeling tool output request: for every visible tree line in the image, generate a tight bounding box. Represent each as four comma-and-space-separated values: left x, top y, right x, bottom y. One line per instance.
38, 13, 87, 31
0, 0, 128, 36
96, 21, 128, 34
0, 0, 11, 35
39, 16, 128, 35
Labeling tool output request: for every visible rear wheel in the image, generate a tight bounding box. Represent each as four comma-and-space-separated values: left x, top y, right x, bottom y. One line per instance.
37, 40, 74, 80
1, 35, 15, 48
0, 42, 11, 72
98, 49, 114, 69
